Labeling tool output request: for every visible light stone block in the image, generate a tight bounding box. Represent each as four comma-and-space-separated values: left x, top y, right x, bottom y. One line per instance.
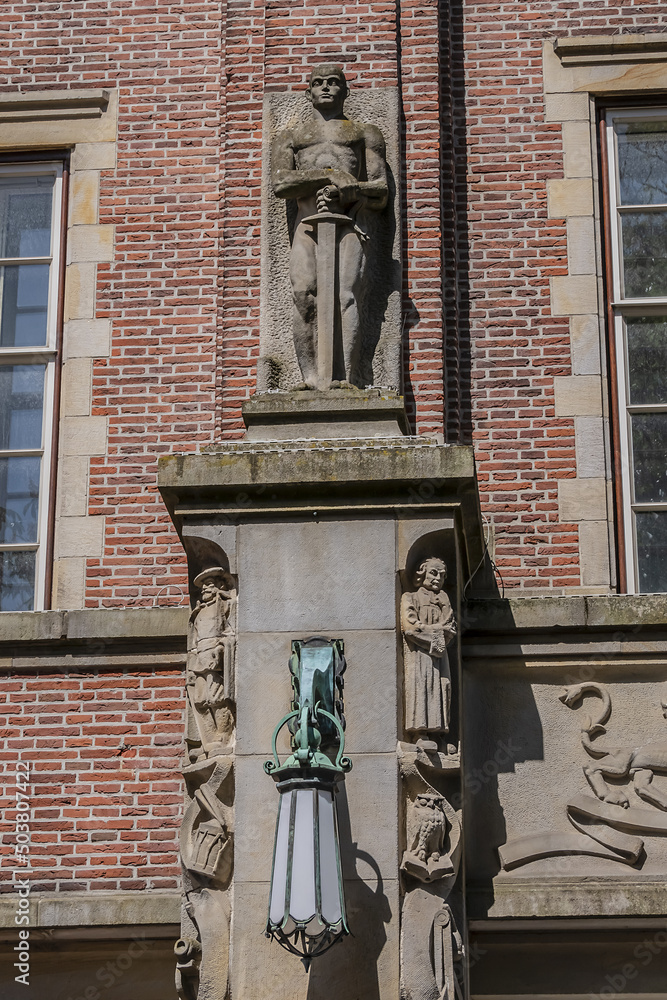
547, 178, 594, 218
561, 120, 594, 179
69, 168, 99, 225
61, 357, 92, 416
230, 879, 399, 1000
71, 141, 117, 171
558, 477, 608, 522
566, 215, 596, 275
63, 318, 111, 358
580, 519, 612, 589
64, 262, 96, 321
57, 456, 89, 517
574, 416, 606, 478
55, 515, 105, 559
52, 557, 85, 610
234, 752, 398, 885
235, 629, 399, 757
553, 375, 602, 417
61, 415, 107, 456
570, 314, 601, 375
237, 518, 396, 633
67, 224, 114, 263
569, 61, 667, 95
543, 91, 590, 124
550, 274, 599, 316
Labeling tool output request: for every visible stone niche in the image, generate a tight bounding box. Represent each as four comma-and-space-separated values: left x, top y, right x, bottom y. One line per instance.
159, 432, 483, 1000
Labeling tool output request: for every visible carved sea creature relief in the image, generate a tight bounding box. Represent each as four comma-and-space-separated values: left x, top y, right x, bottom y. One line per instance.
560, 682, 667, 811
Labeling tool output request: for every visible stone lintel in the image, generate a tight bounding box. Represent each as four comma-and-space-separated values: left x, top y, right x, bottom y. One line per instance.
0, 88, 110, 120
242, 388, 410, 440
554, 33, 667, 65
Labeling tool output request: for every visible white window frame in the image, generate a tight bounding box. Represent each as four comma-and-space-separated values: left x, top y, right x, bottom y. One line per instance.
0, 161, 63, 611
605, 108, 667, 594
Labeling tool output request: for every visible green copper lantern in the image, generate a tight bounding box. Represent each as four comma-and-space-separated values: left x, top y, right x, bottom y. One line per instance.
264, 638, 352, 968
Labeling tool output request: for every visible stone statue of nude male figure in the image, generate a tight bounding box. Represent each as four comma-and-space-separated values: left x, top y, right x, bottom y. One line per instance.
272, 64, 388, 389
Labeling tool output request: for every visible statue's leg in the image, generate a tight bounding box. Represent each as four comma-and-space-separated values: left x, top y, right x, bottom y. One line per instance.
633, 767, 667, 810
338, 228, 365, 386
290, 224, 318, 388
583, 764, 630, 807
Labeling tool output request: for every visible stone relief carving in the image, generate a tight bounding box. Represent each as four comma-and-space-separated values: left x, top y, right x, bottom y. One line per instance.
401, 557, 457, 751
271, 63, 389, 390
499, 682, 667, 871
186, 567, 236, 759
176, 565, 236, 1000
398, 742, 465, 1000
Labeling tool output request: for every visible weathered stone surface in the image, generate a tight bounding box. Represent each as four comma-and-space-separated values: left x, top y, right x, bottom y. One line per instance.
468, 877, 667, 919
0, 891, 181, 928
66, 606, 188, 640
462, 597, 587, 632
236, 629, 398, 757
242, 388, 409, 440
0, 611, 65, 643
231, 879, 399, 1000
238, 517, 396, 633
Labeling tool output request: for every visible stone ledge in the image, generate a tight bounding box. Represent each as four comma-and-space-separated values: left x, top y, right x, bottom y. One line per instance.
242, 388, 411, 440
0, 891, 180, 929
463, 594, 667, 634
554, 33, 667, 65
0, 607, 188, 649
468, 878, 667, 919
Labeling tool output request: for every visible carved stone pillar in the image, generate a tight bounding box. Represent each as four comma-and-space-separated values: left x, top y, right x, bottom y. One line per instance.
160, 432, 481, 1000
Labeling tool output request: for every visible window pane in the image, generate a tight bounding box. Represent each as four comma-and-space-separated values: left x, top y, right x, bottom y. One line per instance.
0, 364, 45, 450
0, 176, 53, 258
0, 456, 41, 544
621, 210, 667, 297
627, 316, 667, 404
0, 263, 49, 347
636, 511, 667, 593
0, 549, 35, 612
617, 120, 667, 205
632, 413, 667, 503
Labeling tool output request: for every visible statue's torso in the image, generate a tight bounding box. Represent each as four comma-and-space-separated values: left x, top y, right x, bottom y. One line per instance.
292, 119, 367, 179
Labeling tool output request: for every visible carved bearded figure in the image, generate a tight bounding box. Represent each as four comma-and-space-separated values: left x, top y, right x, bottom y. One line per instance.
401, 557, 457, 741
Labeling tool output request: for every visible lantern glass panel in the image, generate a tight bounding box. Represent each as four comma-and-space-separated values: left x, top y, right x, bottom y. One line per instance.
269, 789, 293, 926
317, 789, 342, 925
290, 788, 317, 923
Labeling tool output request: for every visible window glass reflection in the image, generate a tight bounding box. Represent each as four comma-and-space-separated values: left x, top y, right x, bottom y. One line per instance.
636, 511, 667, 593
0, 456, 40, 544
0, 365, 45, 450
627, 317, 667, 404
621, 211, 667, 298
0, 263, 49, 347
631, 413, 667, 504
617, 121, 667, 206
0, 548, 35, 612
0, 176, 53, 258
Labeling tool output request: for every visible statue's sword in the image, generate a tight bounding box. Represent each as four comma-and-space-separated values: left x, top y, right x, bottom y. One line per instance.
301, 208, 354, 390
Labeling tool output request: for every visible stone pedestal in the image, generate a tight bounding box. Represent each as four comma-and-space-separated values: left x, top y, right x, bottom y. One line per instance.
159, 424, 483, 1000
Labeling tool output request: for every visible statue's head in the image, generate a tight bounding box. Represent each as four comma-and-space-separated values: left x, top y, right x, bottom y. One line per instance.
194, 566, 231, 603
414, 557, 447, 593
306, 64, 349, 114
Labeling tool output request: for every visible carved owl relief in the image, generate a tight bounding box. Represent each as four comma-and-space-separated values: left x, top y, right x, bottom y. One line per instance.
407, 793, 448, 863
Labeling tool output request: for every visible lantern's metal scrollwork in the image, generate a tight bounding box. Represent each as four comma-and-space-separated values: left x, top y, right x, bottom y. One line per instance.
264, 638, 352, 969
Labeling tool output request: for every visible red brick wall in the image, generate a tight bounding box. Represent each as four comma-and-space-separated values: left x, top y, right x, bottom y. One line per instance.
460, 3, 667, 590
3, 1, 667, 604
0, 669, 183, 890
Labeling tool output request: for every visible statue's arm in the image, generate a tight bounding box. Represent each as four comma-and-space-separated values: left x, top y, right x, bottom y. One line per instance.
358, 125, 388, 210
400, 593, 432, 650
272, 129, 353, 199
